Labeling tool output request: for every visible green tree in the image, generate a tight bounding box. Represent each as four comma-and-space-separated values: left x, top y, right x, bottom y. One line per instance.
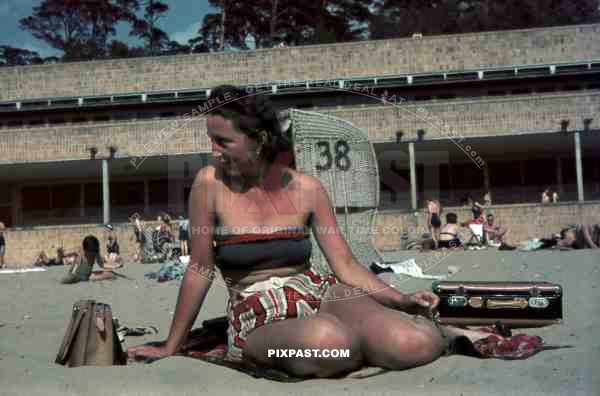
129, 0, 171, 55
19, 0, 139, 61
193, 0, 374, 51
0, 46, 43, 66
370, 0, 600, 39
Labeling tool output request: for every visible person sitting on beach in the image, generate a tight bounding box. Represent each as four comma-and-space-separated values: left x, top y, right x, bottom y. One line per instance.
133, 217, 147, 263
158, 215, 174, 247
460, 205, 486, 249
438, 213, 462, 249
483, 213, 508, 247
127, 85, 507, 378
34, 247, 72, 267
425, 199, 442, 248
60, 236, 117, 284
105, 224, 123, 268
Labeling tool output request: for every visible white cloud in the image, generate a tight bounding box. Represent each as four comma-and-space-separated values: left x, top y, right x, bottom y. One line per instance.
170, 21, 201, 44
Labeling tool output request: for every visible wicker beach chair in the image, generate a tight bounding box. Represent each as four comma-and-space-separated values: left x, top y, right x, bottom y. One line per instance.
289, 109, 384, 274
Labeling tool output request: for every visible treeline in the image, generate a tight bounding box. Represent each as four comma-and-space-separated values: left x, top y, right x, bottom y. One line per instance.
2, 0, 599, 66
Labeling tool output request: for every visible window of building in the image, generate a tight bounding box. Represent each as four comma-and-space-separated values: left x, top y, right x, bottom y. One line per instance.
536, 86, 556, 93
511, 88, 532, 95
84, 183, 102, 208
110, 181, 144, 207
51, 185, 80, 209
149, 179, 169, 205
22, 186, 51, 210
93, 115, 110, 122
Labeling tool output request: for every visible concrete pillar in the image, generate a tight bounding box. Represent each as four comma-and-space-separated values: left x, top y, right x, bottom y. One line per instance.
483, 161, 490, 192
11, 185, 21, 226
102, 159, 110, 224
555, 157, 564, 195
448, 163, 454, 203
519, 160, 526, 201
409, 142, 417, 210
80, 184, 85, 217
574, 131, 584, 202
144, 179, 150, 215
594, 159, 600, 194
177, 180, 185, 215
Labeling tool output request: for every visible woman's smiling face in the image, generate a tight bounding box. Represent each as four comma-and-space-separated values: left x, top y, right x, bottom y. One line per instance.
207, 114, 260, 177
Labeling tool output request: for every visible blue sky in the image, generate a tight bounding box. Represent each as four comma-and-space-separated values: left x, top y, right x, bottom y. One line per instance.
0, 0, 214, 57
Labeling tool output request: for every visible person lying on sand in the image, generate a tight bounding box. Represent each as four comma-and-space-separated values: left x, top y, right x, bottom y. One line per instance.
128, 85, 543, 378
556, 224, 600, 249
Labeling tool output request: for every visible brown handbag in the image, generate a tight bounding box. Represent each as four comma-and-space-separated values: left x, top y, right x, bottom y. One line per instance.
55, 299, 127, 367
432, 281, 563, 328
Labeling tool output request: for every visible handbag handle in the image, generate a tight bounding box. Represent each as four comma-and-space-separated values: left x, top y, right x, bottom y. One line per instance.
55, 301, 91, 365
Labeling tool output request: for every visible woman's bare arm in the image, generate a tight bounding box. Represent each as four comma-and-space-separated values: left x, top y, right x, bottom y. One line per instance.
163, 167, 218, 354
307, 177, 407, 308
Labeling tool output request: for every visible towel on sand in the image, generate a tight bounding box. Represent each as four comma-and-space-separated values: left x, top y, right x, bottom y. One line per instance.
371, 258, 447, 280
0, 267, 46, 274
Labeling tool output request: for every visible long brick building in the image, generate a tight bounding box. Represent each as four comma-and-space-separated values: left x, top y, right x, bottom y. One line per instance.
1, 23, 599, 266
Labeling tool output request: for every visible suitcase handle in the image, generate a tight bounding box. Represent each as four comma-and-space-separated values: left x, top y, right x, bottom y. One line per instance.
486, 298, 528, 309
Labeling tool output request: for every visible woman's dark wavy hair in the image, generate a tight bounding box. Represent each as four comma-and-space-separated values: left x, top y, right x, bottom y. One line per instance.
82, 235, 100, 254
206, 85, 295, 167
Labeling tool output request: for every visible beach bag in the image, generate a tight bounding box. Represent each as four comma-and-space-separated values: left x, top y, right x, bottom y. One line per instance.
55, 299, 127, 367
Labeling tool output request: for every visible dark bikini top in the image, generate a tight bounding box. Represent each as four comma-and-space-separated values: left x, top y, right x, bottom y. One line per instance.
212, 215, 313, 271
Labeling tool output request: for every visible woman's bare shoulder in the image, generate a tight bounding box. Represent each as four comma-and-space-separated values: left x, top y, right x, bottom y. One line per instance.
290, 171, 324, 194
194, 165, 217, 183
189, 166, 220, 194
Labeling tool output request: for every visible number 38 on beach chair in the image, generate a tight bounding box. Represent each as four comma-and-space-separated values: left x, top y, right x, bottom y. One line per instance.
289, 109, 385, 273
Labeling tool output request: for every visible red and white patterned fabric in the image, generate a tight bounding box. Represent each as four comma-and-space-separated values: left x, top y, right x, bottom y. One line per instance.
225, 268, 338, 362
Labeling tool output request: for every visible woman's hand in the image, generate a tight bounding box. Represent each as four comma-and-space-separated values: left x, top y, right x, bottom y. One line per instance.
127, 342, 174, 362
395, 291, 440, 318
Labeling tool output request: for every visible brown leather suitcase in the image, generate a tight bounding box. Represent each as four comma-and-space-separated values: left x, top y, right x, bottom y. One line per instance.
432, 281, 563, 328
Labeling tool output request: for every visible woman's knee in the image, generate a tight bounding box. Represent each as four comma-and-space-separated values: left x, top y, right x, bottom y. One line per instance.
307, 315, 361, 353
300, 315, 363, 376
367, 323, 445, 369
406, 326, 446, 364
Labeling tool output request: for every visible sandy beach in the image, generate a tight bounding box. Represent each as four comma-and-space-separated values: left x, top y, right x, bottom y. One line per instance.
1, 249, 598, 396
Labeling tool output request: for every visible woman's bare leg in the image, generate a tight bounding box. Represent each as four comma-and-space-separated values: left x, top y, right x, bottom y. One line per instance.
319, 284, 494, 370
243, 313, 363, 378
244, 283, 497, 377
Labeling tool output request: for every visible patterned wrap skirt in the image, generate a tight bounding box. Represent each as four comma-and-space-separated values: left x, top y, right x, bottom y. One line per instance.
225, 268, 338, 362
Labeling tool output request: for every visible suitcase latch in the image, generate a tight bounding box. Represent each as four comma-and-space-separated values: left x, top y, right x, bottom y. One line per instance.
528, 297, 550, 309
448, 295, 468, 307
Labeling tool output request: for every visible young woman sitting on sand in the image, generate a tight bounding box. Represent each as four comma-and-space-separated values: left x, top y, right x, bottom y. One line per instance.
128, 86, 542, 377
60, 235, 119, 284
